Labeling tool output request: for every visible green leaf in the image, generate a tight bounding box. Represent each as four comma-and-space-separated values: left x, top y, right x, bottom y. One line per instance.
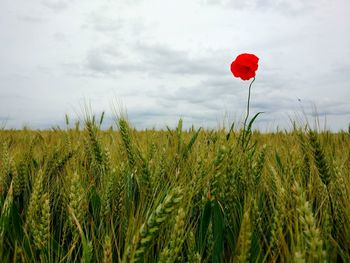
182, 127, 202, 160
226, 121, 235, 141
246, 112, 263, 134
89, 186, 101, 220
99, 111, 105, 127
81, 236, 93, 263
199, 200, 212, 254
241, 112, 263, 150
275, 151, 284, 173
212, 200, 224, 263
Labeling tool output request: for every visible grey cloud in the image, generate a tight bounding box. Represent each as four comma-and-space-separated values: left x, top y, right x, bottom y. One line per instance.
83, 9, 227, 77
85, 43, 226, 77
82, 11, 148, 43
53, 32, 67, 42
18, 15, 44, 23
85, 48, 140, 75
252, 95, 350, 123
157, 72, 350, 128
0, 92, 28, 101
252, 96, 297, 111
41, 0, 70, 11
157, 79, 239, 106
0, 73, 31, 81
201, 0, 319, 15
145, 64, 301, 120
86, 49, 119, 74
330, 64, 350, 77
138, 43, 226, 76
249, 87, 349, 115
200, 0, 225, 6
200, 77, 248, 96
1, 0, 349, 131
121, 91, 222, 128
304, 102, 350, 117
157, 94, 223, 113
84, 14, 124, 33
185, 74, 288, 107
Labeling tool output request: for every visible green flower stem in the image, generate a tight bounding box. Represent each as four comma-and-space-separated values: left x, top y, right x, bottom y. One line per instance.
243, 77, 255, 130
241, 77, 255, 148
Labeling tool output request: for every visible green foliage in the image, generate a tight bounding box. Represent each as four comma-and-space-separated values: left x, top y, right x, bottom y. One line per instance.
0, 120, 349, 262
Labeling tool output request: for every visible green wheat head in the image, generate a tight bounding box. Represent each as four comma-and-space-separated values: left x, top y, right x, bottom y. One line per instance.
132, 187, 183, 263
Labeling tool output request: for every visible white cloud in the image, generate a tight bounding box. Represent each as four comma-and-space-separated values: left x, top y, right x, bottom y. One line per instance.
0, 0, 349, 130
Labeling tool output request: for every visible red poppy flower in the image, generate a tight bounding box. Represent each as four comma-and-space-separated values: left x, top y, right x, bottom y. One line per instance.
230, 53, 259, 81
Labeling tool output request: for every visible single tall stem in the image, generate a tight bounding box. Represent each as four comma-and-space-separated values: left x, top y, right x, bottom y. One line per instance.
241, 77, 255, 149
243, 77, 255, 130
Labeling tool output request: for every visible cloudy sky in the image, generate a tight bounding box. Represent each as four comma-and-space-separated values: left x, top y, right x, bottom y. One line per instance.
1, 0, 349, 130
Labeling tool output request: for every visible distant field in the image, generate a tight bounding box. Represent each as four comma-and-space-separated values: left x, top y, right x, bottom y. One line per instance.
0, 117, 349, 262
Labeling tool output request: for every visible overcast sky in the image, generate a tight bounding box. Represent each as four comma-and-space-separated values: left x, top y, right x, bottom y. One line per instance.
1, 0, 349, 130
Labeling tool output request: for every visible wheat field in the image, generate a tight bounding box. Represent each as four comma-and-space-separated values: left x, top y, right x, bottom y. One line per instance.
0, 115, 349, 262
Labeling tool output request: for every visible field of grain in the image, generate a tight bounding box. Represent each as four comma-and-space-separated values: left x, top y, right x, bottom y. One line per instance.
0, 116, 349, 262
